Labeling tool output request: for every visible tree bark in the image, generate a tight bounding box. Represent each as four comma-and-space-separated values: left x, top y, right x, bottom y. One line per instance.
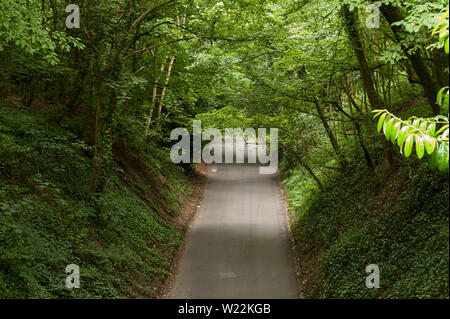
297, 159, 323, 190
432, 49, 448, 87
157, 55, 176, 119
379, 4, 440, 115
314, 100, 343, 163
354, 121, 375, 170
342, 5, 394, 165
342, 6, 380, 111
144, 56, 167, 136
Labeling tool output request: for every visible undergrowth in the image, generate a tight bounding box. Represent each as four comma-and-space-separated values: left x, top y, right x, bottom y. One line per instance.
284, 156, 449, 298
0, 106, 189, 298
282, 96, 449, 299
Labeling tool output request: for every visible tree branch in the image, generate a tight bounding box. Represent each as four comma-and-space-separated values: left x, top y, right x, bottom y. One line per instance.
124, 37, 194, 59
131, 0, 178, 28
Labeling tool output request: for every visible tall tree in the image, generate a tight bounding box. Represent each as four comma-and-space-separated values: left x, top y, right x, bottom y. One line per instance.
379, 4, 440, 115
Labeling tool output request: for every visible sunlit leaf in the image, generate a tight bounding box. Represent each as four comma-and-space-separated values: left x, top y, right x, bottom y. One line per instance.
377, 113, 387, 133
397, 126, 410, 148
424, 136, 436, 155
404, 136, 414, 158
385, 118, 395, 141
372, 110, 384, 119
437, 143, 449, 172
415, 136, 425, 159
391, 122, 401, 144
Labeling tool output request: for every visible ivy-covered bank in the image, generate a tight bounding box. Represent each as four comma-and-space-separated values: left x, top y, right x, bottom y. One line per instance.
0, 105, 196, 298
0, 0, 449, 300
283, 157, 449, 298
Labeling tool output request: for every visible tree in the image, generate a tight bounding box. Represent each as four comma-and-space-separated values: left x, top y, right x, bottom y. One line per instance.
374, 10, 449, 172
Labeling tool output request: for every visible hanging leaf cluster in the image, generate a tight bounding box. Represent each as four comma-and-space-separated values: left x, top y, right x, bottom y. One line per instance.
373, 110, 449, 171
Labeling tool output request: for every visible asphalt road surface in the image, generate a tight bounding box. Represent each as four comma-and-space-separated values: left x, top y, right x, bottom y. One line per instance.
170, 142, 299, 299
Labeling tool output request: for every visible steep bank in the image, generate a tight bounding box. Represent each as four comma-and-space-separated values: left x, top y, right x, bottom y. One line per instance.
0, 105, 206, 298
282, 158, 449, 298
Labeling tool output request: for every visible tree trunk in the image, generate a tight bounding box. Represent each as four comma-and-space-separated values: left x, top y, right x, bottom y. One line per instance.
432, 49, 447, 87
343, 78, 362, 112
314, 100, 344, 164
297, 159, 323, 190
379, 4, 440, 115
144, 56, 167, 136
157, 55, 176, 119
342, 6, 380, 110
342, 5, 394, 165
354, 121, 375, 170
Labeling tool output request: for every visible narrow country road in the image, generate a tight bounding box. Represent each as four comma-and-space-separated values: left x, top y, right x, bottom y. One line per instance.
170, 142, 299, 299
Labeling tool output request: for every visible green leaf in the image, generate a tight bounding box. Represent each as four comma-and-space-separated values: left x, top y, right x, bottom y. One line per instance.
372, 110, 384, 119
427, 123, 436, 137
435, 115, 449, 121
437, 142, 449, 172
391, 122, 401, 144
384, 118, 395, 140
436, 124, 450, 136
436, 87, 447, 104
432, 11, 449, 35
404, 136, 414, 158
424, 135, 436, 155
444, 92, 449, 112
377, 113, 387, 133
397, 126, 410, 148
419, 121, 428, 131
429, 145, 438, 169
415, 136, 425, 159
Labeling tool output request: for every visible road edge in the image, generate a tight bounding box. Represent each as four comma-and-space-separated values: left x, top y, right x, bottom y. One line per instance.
158, 163, 210, 299
277, 172, 305, 299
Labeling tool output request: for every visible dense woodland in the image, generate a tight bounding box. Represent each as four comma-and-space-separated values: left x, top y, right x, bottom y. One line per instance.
0, 0, 448, 298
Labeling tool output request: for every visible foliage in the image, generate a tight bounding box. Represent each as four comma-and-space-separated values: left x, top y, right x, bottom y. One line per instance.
284, 157, 449, 298
373, 110, 449, 171
0, 0, 448, 299
194, 106, 252, 131
433, 9, 450, 53
0, 107, 187, 298
373, 10, 449, 172
0, 0, 84, 62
